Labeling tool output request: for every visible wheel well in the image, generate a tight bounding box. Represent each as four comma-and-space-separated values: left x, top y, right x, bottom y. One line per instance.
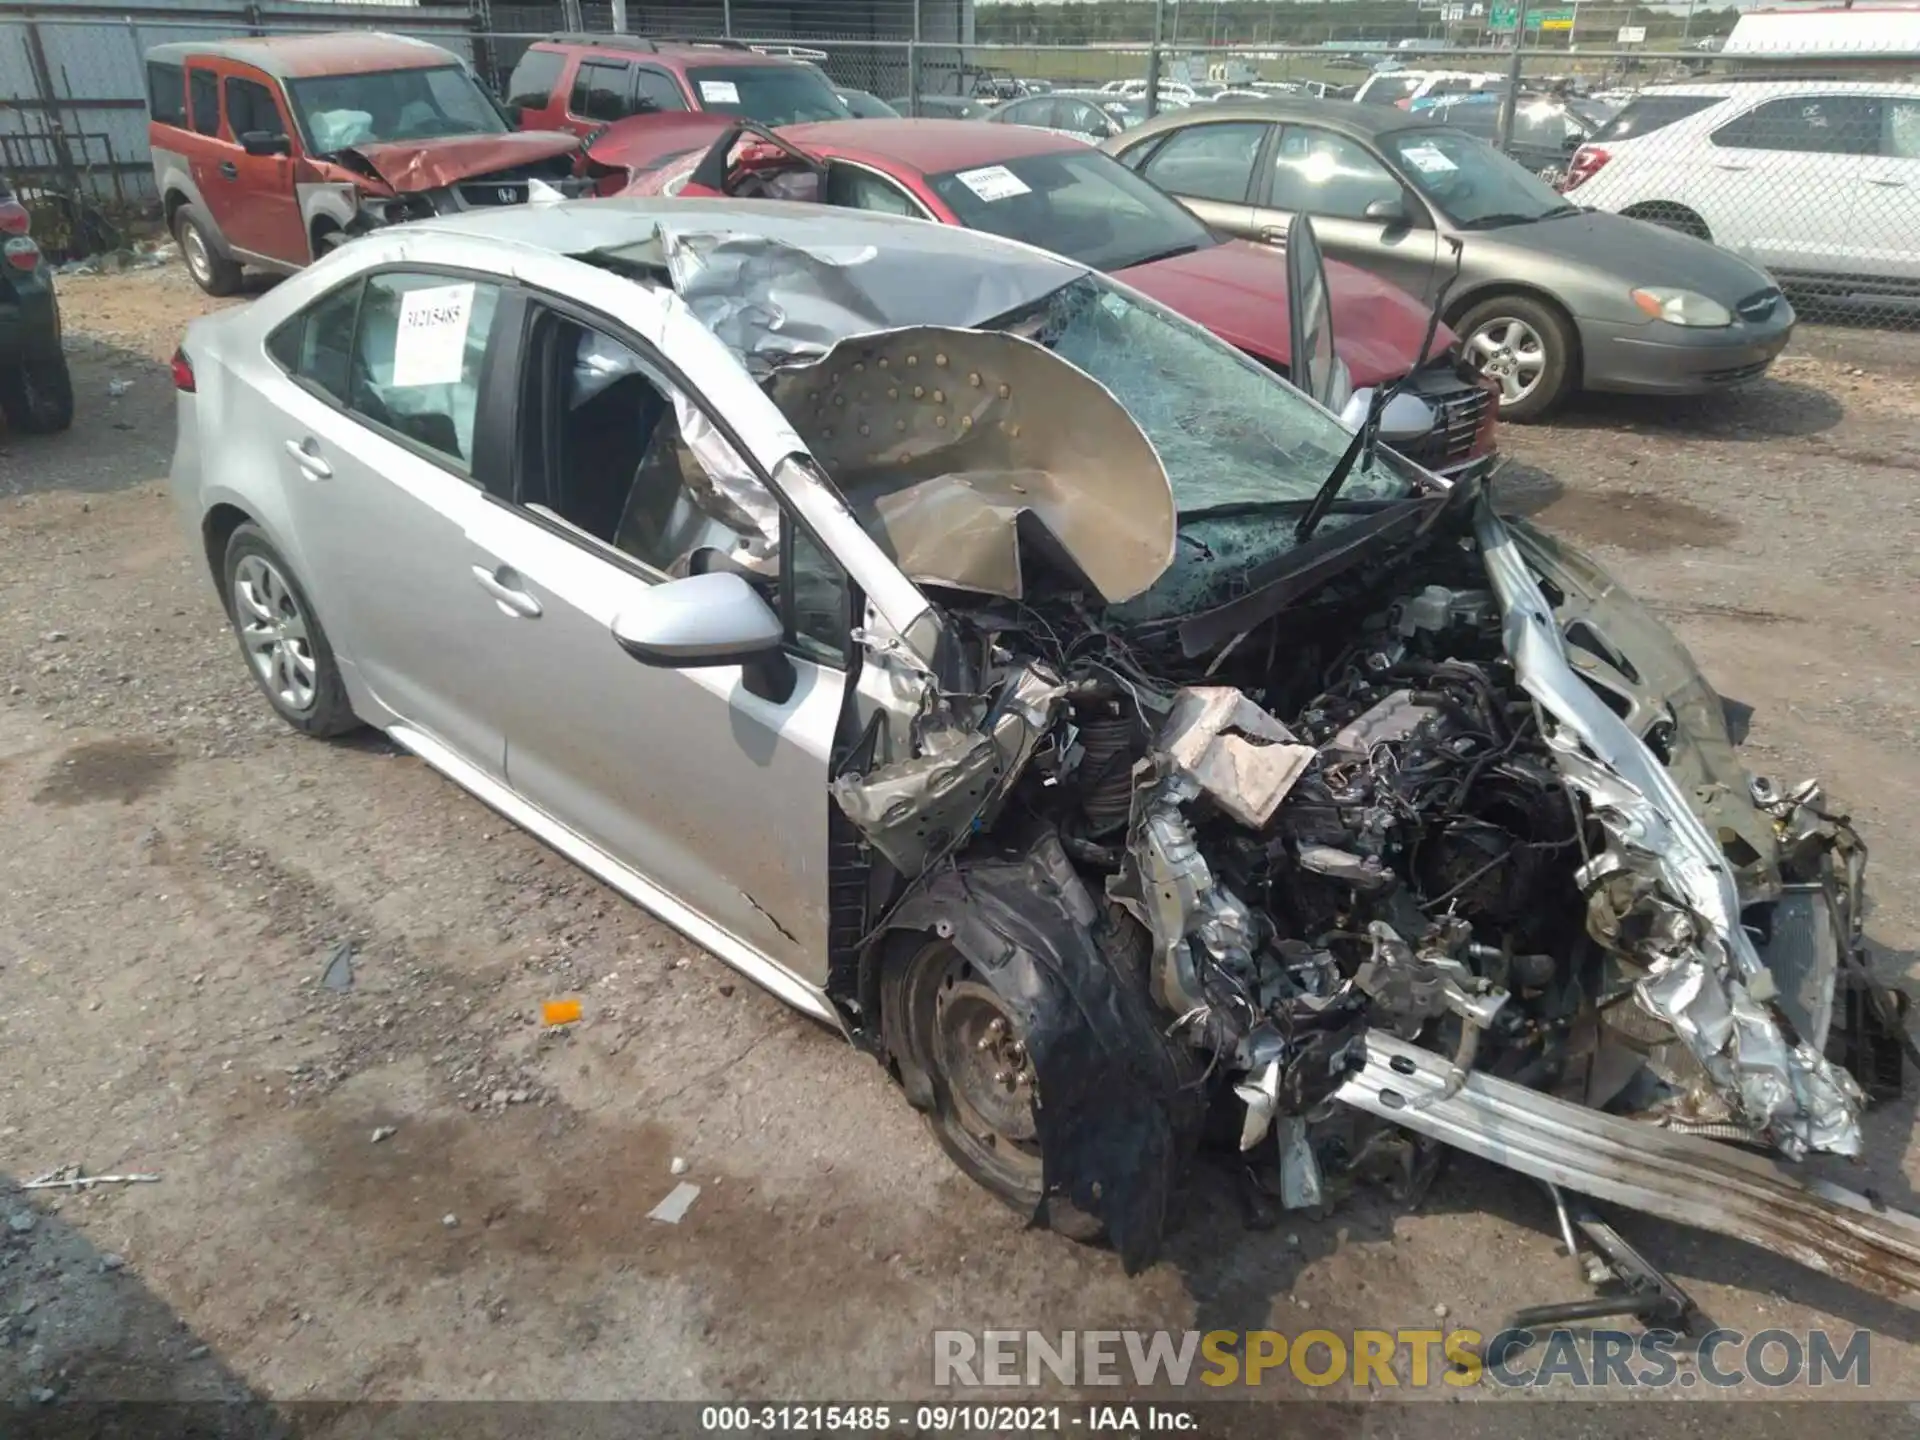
1445, 283, 1583, 377
202, 504, 252, 601
1622, 201, 1711, 240
163, 189, 190, 228
310, 215, 343, 254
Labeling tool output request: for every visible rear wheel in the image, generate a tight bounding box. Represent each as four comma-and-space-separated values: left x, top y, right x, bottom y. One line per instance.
221, 524, 360, 738
1457, 293, 1576, 422
175, 204, 242, 296
0, 348, 74, 433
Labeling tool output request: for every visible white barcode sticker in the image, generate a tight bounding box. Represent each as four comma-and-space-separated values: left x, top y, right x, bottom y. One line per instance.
390, 282, 474, 387
954, 164, 1032, 202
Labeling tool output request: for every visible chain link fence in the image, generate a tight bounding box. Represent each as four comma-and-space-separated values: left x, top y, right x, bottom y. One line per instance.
2, 3, 1915, 325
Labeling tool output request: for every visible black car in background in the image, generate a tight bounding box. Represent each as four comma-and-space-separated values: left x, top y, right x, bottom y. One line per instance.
0, 177, 73, 434
1421, 93, 1616, 183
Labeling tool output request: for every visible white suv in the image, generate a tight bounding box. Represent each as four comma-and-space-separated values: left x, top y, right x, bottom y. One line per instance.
1565, 80, 1920, 300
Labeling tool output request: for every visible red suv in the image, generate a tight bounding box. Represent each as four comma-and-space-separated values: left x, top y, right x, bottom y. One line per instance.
145, 33, 588, 295
505, 34, 852, 137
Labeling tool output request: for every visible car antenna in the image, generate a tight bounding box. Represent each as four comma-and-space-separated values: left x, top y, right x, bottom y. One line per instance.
1296, 235, 1466, 546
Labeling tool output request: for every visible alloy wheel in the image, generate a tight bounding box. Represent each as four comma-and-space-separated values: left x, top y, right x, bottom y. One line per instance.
233, 554, 317, 713
181, 222, 213, 286
1466, 316, 1548, 407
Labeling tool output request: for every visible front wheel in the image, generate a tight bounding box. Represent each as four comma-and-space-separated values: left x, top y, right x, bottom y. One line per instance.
883, 935, 1103, 1241
1456, 293, 1576, 422
0, 349, 74, 433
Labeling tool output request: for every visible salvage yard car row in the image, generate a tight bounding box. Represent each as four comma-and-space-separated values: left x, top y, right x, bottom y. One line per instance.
113, 29, 1920, 1322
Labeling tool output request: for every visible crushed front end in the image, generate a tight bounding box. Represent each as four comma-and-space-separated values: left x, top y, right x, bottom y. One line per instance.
642, 224, 1906, 1282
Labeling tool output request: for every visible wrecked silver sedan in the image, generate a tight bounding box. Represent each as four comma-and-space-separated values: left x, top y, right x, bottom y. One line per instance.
168, 196, 1918, 1307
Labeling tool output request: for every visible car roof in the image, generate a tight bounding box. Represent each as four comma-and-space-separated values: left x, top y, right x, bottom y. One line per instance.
1121, 98, 1440, 144
778, 117, 1087, 172
405, 193, 1085, 281
146, 32, 459, 80
530, 33, 809, 68
1625, 78, 1920, 99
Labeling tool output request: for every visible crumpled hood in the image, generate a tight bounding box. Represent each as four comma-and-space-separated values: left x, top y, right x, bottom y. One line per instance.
1114, 240, 1457, 386
336, 130, 581, 192
590, 112, 736, 186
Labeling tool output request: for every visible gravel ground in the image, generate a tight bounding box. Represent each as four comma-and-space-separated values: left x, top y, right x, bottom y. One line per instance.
4, 262, 1920, 1424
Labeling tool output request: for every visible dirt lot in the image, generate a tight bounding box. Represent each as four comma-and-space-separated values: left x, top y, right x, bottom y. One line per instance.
4, 262, 1920, 1424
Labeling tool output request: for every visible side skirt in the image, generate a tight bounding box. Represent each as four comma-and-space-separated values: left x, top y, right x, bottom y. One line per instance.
387, 721, 844, 1031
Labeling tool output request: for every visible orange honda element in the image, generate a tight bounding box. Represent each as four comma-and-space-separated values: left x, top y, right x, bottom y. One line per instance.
145, 32, 588, 295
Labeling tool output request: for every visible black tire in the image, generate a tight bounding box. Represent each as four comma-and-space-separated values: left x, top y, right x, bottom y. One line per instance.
221, 524, 360, 738
1624, 202, 1712, 243
174, 204, 242, 297
882, 934, 1103, 1242
1455, 292, 1577, 423
0, 348, 74, 434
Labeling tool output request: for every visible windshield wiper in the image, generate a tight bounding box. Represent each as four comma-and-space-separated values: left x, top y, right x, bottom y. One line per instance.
1456, 211, 1540, 230
1295, 234, 1465, 545
1119, 241, 1203, 267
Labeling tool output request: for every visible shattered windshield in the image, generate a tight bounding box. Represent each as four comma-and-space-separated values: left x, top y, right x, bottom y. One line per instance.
1001, 275, 1411, 516
286, 65, 506, 152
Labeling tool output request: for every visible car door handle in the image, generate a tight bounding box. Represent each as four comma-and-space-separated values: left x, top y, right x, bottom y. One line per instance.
1711, 162, 1750, 172
471, 564, 542, 619
283, 437, 330, 479
1864, 176, 1907, 188
1260, 226, 1289, 247
219, 161, 238, 180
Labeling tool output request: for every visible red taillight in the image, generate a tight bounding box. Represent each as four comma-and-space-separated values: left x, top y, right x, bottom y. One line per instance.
0, 200, 28, 236
3, 235, 39, 271
171, 348, 195, 393
1563, 145, 1610, 191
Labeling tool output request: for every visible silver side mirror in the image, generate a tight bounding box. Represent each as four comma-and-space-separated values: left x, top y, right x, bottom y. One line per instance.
611, 571, 782, 668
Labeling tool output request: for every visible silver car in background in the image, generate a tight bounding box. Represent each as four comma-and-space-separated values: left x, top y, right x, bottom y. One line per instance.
167, 197, 1917, 1306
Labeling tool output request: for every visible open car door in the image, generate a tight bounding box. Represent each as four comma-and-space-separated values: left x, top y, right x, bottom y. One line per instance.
1284, 212, 1346, 412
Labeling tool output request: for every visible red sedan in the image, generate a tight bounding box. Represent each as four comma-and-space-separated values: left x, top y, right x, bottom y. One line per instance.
595, 116, 1497, 478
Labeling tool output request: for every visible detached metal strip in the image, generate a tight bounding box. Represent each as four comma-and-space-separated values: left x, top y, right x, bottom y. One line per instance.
1338, 1031, 1920, 1307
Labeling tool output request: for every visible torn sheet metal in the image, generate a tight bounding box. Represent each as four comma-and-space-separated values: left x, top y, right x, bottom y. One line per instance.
1340, 1030, 1920, 1307
661, 225, 1084, 377
831, 662, 1065, 875
1158, 687, 1316, 830
1475, 498, 1862, 1158
767, 326, 1175, 605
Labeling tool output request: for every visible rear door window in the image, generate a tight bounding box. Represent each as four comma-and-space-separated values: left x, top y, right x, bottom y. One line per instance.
571, 59, 632, 122
1712, 95, 1880, 155
347, 272, 506, 471
1137, 120, 1266, 204
1590, 94, 1717, 142
188, 66, 221, 137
